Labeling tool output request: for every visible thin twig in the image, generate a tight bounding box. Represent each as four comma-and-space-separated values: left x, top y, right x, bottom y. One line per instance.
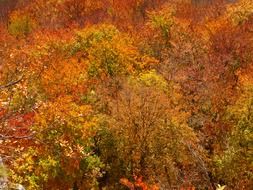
0, 75, 23, 90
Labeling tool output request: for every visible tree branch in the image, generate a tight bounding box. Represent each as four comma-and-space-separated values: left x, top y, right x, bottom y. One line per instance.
0, 133, 35, 140
0, 76, 23, 90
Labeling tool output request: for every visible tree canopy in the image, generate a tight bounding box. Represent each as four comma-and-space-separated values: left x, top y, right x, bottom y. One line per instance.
0, 0, 252, 189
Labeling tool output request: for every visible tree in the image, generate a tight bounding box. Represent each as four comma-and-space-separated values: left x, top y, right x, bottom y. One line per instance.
95, 71, 210, 189
213, 65, 253, 189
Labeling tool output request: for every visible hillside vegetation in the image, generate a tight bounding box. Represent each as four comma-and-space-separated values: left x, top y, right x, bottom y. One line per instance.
0, 0, 252, 189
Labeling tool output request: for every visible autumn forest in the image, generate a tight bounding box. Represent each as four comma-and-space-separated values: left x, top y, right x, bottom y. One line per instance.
0, 0, 252, 189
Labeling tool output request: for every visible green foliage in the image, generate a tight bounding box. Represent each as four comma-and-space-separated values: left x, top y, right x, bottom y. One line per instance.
67, 24, 157, 78
8, 12, 35, 37
214, 85, 253, 188
136, 70, 168, 91
0, 165, 6, 178
74, 25, 120, 51
10, 96, 104, 189
88, 43, 121, 77
148, 7, 175, 40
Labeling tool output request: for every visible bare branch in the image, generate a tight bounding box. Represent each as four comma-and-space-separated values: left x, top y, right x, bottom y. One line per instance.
0, 76, 23, 90
0, 133, 35, 140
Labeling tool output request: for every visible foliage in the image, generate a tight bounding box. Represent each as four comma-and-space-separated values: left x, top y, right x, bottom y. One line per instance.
8, 11, 35, 37
227, 0, 253, 25
0, 0, 252, 189
148, 7, 175, 41
10, 96, 104, 189
214, 83, 253, 189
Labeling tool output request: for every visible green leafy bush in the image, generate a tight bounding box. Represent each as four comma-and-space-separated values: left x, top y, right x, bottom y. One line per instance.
8, 11, 35, 38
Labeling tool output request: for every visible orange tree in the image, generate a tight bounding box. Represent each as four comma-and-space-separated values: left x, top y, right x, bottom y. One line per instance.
5, 24, 158, 189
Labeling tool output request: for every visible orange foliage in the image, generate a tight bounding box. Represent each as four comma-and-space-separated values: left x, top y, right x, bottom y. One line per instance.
120, 176, 159, 190
0, 0, 252, 189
